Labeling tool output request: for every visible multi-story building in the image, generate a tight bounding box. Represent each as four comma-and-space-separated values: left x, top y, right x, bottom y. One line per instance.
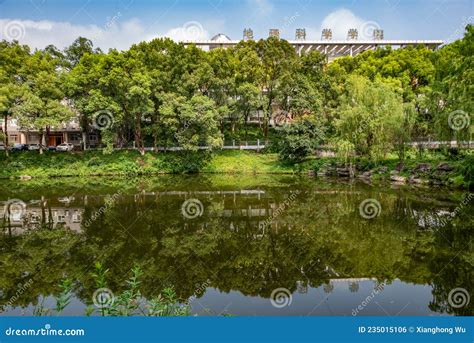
1, 117, 100, 148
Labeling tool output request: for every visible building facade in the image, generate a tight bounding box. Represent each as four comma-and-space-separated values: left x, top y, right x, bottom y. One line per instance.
1, 117, 99, 148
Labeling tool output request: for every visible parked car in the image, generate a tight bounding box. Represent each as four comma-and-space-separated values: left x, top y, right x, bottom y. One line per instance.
28, 143, 43, 151
48, 146, 57, 151
11, 143, 29, 151
56, 143, 74, 152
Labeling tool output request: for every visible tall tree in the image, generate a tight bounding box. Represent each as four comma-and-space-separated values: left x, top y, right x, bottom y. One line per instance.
0, 41, 30, 155
12, 52, 74, 154
256, 38, 297, 140
63, 37, 100, 69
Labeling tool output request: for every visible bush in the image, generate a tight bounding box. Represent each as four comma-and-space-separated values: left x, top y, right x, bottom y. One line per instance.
459, 154, 474, 189
161, 151, 212, 173
87, 156, 105, 167
277, 117, 325, 163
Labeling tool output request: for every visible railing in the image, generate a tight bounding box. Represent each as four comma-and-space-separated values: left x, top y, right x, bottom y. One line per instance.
61, 140, 474, 152
407, 140, 473, 149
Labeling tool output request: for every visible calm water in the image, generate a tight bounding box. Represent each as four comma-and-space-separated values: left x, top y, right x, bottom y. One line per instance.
0, 175, 472, 316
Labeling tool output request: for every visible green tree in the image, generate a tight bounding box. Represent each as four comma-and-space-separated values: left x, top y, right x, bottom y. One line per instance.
12, 52, 74, 154
277, 116, 325, 162
159, 93, 223, 150
335, 75, 405, 160
430, 25, 473, 145
63, 37, 100, 69
0, 41, 31, 155
256, 38, 297, 140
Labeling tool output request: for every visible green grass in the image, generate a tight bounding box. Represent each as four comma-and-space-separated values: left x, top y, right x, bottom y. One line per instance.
0, 149, 471, 189
202, 150, 311, 174
0, 150, 306, 178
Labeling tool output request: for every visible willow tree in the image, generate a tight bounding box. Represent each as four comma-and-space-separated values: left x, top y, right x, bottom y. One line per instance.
335, 75, 406, 160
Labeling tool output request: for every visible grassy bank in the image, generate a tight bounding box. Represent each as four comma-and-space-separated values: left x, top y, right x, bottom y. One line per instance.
0, 150, 309, 178
0, 150, 471, 189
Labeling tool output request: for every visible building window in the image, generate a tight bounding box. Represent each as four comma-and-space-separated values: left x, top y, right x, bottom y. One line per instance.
89, 133, 98, 142
29, 212, 41, 223
27, 134, 40, 144
72, 211, 82, 223
70, 133, 81, 142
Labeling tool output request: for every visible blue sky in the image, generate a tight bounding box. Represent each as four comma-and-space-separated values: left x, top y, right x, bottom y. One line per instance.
0, 0, 473, 50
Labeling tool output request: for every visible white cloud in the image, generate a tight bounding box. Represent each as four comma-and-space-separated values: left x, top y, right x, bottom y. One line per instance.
0, 18, 210, 51
315, 8, 381, 40
161, 21, 209, 41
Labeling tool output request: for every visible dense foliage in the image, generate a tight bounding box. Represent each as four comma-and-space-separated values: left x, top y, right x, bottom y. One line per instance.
0, 25, 472, 161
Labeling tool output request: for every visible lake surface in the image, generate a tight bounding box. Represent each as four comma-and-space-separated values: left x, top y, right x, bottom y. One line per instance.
0, 175, 472, 316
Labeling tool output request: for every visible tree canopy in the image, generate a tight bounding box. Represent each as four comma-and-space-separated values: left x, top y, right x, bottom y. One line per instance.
0, 25, 472, 160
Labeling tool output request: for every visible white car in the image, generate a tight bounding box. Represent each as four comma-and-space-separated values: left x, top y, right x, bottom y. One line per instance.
56, 143, 75, 152
28, 144, 41, 151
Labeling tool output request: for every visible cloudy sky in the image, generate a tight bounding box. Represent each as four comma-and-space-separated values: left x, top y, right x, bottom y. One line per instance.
0, 0, 472, 51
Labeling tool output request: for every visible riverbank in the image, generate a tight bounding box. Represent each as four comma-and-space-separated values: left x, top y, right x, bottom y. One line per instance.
0, 150, 472, 189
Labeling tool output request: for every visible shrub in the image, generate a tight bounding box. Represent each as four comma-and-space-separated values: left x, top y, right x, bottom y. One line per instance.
87, 156, 105, 167
277, 117, 325, 163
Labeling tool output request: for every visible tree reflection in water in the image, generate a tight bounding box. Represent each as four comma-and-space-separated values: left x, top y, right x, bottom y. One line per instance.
0, 175, 472, 316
